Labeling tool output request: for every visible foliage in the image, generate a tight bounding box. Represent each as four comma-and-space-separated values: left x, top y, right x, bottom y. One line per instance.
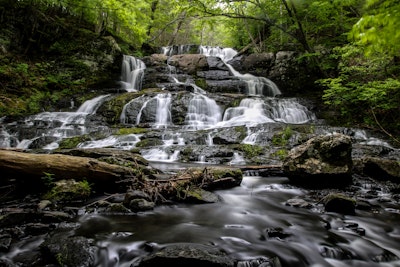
351, 0, 400, 57
43, 179, 91, 202
318, 43, 400, 140
272, 126, 293, 146
235, 144, 263, 158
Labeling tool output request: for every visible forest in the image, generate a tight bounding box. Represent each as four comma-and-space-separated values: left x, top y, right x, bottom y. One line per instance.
0, 0, 399, 143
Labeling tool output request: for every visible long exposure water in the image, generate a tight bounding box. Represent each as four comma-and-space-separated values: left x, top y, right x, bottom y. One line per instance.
88, 165, 400, 266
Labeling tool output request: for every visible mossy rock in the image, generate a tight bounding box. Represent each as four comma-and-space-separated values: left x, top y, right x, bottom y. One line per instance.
136, 138, 164, 148
58, 135, 92, 149
43, 179, 91, 202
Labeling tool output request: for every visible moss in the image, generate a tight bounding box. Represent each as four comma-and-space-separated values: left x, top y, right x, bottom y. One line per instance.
234, 126, 248, 140
43, 179, 91, 202
116, 127, 148, 135
235, 143, 264, 158
272, 149, 288, 160
272, 126, 293, 146
135, 138, 164, 148
57, 135, 92, 149
195, 78, 207, 89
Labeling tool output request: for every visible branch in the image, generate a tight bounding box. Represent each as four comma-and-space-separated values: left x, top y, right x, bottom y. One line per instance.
370, 108, 400, 145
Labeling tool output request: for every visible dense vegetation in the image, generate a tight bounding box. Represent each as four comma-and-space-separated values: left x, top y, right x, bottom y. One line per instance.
0, 0, 398, 143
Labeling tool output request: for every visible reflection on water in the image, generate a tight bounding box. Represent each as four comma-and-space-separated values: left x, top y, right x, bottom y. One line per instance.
86, 175, 400, 267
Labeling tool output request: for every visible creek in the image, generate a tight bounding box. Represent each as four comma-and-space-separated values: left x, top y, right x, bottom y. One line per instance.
0, 45, 399, 267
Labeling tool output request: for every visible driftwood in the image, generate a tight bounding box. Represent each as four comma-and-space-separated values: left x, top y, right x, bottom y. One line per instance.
0, 149, 135, 190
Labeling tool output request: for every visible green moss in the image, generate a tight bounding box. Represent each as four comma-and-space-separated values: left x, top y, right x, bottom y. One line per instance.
135, 138, 164, 148
272, 149, 288, 160
195, 78, 207, 89
43, 179, 91, 202
235, 143, 264, 158
116, 127, 148, 135
272, 126, 293, 146
234, 126, 248, 139
58, 135, 91, 149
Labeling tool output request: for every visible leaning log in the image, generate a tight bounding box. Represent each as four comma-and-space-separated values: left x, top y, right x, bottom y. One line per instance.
0, 149, 136, 192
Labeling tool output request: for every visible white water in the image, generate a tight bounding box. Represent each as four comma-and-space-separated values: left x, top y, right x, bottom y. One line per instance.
154, 93, 172, 128
200, 45, 281, 97
120, 55, 146, 92
218, 97, 315, 128
77, 134, 141, 150
1, 94, 110, 150
76, 94, 110, 114
184, 94, 222, 130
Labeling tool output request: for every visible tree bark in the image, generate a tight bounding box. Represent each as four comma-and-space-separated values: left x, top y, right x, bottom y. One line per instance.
0, 149, 135, 190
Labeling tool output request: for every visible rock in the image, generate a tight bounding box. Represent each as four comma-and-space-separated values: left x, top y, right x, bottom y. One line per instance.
126, 199, 155, 212
323, 193, 356, 215
138, 243, 235, 267
40, 233, 96, 267
123, 189, 155, 211
179, 187, 221, 204
285, 198, 312, 208
43, 179, 91, 202
282, 134, 353, 187
354, 157, 400, 182
168, 54, 208, 74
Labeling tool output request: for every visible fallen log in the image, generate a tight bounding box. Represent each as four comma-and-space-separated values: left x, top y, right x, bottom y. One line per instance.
0, 149, 136, 192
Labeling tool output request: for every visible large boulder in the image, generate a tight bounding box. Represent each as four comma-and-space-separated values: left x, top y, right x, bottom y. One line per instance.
353, 157, 400, 183
282, 134, 353, 187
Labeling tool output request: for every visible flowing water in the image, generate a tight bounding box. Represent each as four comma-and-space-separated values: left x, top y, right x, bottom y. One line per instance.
0, 45, 399, 266
88, 172, 400, 267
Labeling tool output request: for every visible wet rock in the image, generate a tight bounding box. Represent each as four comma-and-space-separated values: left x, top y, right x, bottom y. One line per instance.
179, 187, 221, 204
40, 233, 96, 267
138, 243, 235, 267
105, 203, 131, 213
285, 198, 312, 208
323, 193, 356, 215
265, 227, 292, 239
168, 54, 208, 74
354, 157, 400, 182
75, 215, 112, 238
0, 234, 12, 252
126, 199, 155, 212
282, 133, 353, 188
124, 189, 152, 202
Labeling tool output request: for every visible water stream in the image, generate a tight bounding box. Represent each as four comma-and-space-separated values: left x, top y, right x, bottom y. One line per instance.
89, 173, 400, 267
0, 45, 399, 266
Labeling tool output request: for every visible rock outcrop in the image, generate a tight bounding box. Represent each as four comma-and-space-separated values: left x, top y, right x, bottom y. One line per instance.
282, 133, 353, 187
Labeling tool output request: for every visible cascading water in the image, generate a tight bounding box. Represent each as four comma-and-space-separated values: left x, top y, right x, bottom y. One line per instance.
154, 93, 172, 128
2, 45, 400, 267
184, 93, 222, 130
0, 94, 110, 150
120, 55, 146, 92
200, 45, 281, 97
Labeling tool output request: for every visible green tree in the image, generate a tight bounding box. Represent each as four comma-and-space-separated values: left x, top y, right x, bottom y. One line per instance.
351, 0, 400, 56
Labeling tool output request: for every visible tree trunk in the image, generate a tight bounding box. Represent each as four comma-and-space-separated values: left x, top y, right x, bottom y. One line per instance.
0, 149, 135, 191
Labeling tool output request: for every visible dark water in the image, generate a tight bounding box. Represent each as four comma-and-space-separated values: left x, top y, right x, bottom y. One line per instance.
83, 166, 400, 267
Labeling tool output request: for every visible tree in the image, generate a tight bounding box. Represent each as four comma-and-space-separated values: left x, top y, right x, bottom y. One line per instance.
351, 0, 400, 57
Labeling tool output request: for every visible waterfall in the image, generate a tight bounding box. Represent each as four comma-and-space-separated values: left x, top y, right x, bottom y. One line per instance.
199, 46, 237, 62
134, 93, 172, 128
76, 94, 110, 114
184, 94, 222, 130
225, 64, 281, 97
200, 45, 281, 97
242, 127, 259, 145
218, 97, 315, 127
219, 98, 274, 127
11, 94, 110, 150
121, 55, 146, 92
154, 93, 172, 128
